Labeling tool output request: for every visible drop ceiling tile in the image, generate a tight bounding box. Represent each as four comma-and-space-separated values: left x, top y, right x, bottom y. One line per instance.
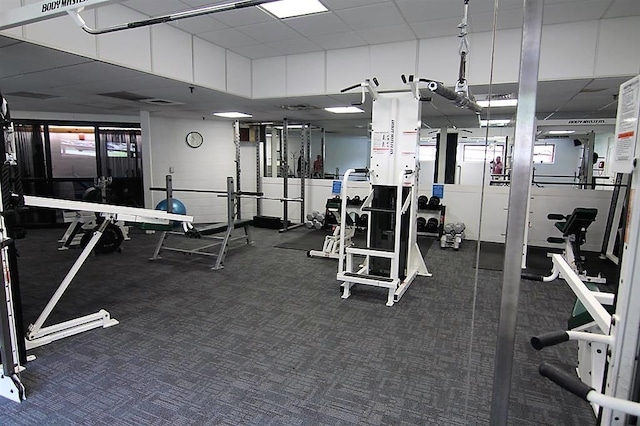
198, 27, 259, 48
180, 0, 232, 6
0, 36, 20, 48
410, 17, 461, 39
396, 0, 464, 23
237, 21, 300, 43
319, 0, 390, 10
469, 8, 524, 34
356, 24, 416, 45
335, 2, 406, 31
266, 38, 324, 56
169, 15, 228, 34
213, 7, 275, 27
543, 0, 611, 25
603, 0, 640, 18
284, 13, 351, 37
308, 31, 367, 50
231, 44, 282, 59
123, 0, 188, 16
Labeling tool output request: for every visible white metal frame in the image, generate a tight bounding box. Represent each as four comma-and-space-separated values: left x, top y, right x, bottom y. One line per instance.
22, 196, 193, 349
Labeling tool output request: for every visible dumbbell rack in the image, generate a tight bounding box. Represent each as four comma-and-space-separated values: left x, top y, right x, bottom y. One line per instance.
417, 204, 446, 238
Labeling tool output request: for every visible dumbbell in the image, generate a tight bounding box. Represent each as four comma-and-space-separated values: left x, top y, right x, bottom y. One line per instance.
417, 217, 427, 231
426, 218, 439, 233
418, 195, 429, 210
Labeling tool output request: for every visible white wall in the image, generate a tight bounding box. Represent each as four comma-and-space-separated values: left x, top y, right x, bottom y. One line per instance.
141, 113, 238, 223
532, 138, 582, 185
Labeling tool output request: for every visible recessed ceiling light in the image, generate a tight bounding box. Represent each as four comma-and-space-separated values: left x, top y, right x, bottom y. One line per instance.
477, 99, 518, 108
260, 0, 328, 19
213, 112, 252, 118
548, 130, 575, 135
480, 119, 511, 127
324, 106, 364, 114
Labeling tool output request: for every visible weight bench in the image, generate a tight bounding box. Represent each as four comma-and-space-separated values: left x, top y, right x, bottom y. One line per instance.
524, 208, 605, 283
150, 219, 252, 270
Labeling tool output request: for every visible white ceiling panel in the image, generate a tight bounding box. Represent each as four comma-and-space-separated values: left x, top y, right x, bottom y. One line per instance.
212, 7, 275, 27
308, 31, 368, 50
284, 13, 351, 37
335, 2, 406, 31
543, 0, 612, 25
232, 43, 282, 59
123, 0, 189, 17
319, 0, 389, 11
356, 24, 416, 45
198, 27, 259, 48
410, 17, 461, 40
469, 8, 525, 34
604, 0, 640, 18
169, 15, 228, 34
0, 43, 91, 78
396, 0, 466, 23
236, 21, 300, 43
266, 38, 323, 56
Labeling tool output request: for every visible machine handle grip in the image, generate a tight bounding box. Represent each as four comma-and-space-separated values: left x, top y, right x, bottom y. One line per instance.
341, 83, 361, 93
372, 77, 379, 86
401, 74, 407, 84
547, 213, 566, 220
539, 362, 593, 401
353, 168, 369, 174
531, 331, 569, 350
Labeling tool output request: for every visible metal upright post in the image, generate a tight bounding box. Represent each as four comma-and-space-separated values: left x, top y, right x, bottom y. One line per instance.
166, 174, 173, 214
321, 128, 326, 178
282, 118, 289, 230
490, 1, 544, 424
256, 125, 262, 216
234, 120, 242, 219
300, 123, 310, 224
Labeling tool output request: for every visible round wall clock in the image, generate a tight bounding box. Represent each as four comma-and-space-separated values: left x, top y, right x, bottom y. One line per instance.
186, 131, 203, 148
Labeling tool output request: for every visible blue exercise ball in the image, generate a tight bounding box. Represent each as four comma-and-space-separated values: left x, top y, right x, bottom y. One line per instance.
155, 198, 187, 215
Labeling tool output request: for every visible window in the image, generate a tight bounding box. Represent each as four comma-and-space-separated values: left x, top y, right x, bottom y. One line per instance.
419, 144, 437, 161
533, 144, 555, 164
462, 144, 504, 162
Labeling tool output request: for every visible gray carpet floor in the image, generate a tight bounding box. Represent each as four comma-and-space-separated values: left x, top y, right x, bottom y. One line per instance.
0, 226, 597, 425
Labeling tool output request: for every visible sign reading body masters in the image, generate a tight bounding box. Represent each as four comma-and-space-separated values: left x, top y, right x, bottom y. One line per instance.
612, 75, 640, 173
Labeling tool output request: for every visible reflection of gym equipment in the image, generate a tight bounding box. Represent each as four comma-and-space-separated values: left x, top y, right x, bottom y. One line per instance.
58, 177, 130, 252
149, 175, 254, 270
337, 77, 431, 306
522, 208, 605, 283
305, 211, 325, 230
308, 198, 356, 259
440, 223, 466, 250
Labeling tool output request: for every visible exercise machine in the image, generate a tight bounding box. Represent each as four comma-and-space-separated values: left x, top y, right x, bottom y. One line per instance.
531, 75, 640, 424
150, 175, 254, 270
337, 77, 431, 306
522, 208, 606, 283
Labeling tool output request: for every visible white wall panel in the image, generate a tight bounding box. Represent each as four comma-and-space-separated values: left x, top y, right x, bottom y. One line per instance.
539, 21, 598, 80
595, 17, 640, 77
24, 10, 97, 58
151, 25, 193, 82
326, 46, 370, 93
369, 41, 417, 91
145, 115, 237, 223
417, 36, 459, 84
193, 37, 226, 91
252, 56, 286, 98
286, 51, 325, 96
468, 28, 522, 84
0, 0, 23, 38
226, 50, 251, 97
97, 5, 151, 72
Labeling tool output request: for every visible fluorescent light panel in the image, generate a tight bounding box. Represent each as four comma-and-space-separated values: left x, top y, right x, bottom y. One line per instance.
477, 99, 518, 108
548, 130, 575, 135
480, 119, 511, 127
260, 0, 327, 19
324, 106, 364, 114
213, 112, 252, 118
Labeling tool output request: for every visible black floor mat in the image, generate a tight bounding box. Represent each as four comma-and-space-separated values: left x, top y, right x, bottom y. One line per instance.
475, 242, 505, 271
275, 230, 433, 255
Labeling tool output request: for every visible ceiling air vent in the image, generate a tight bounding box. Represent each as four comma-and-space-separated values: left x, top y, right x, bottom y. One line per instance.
6, 91, 58, 99
139, 98, 184, 106
99, 91, 149, 101
278, 104, 318, 111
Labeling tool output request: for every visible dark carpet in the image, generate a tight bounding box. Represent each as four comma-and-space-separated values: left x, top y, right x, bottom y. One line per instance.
274, 229, 433, 256
476, 242, 505, 271
0, 226, 598, 425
